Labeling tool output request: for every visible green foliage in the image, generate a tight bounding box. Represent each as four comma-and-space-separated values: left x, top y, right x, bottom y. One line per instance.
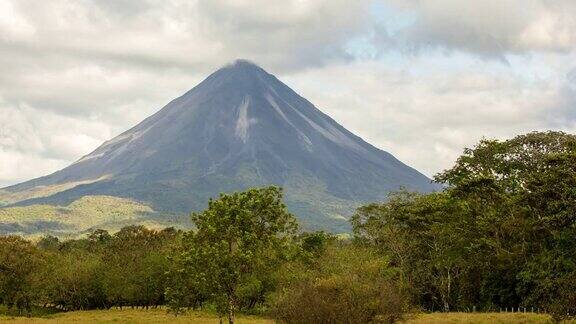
270, 244, 410, 323
352, 191, 475, 311
36, 235, 60, 251
299, 231, 335, 257
41, 250, 107, 310
0, 236, 45, 315
353, 131, 576, 318
0, 225, 181, 313
167, 186, 298, 323
100, 226, 176, 308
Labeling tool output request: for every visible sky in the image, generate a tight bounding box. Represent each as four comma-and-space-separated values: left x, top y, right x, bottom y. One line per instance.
1, 0, 576, 187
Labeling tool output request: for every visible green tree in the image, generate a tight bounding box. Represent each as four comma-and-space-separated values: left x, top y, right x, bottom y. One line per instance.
101, 226, 176, 308
352, 191, 477, 311
0, 236, 45, 315
168, 186, 297, 324
42, 250, 107, 311
437, 131, 576, 311
353, 131, 576, 313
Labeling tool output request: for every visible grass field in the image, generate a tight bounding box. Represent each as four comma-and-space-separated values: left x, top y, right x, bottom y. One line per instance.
0, 308, 272, 323
403, 312, 553, 323
0, 309, 558, 323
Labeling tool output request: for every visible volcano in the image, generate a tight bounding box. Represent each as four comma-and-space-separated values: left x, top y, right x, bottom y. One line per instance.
1, 60, 436, 232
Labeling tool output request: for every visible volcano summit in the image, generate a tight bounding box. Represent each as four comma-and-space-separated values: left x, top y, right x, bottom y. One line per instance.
1, 60, 436, 232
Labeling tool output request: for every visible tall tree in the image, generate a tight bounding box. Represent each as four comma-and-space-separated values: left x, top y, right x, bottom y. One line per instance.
168, 186, 297, 324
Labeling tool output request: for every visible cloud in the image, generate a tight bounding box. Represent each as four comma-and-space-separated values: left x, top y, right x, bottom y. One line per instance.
194, 0, 370, 69
0, 0, 372, 118
1, 0, 370, 72
0, 99, 114, 186
285, 57, 576, 176
378, 0, 576, 59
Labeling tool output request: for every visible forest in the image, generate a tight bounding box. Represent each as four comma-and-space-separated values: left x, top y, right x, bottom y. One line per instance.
1, 131, 575, 323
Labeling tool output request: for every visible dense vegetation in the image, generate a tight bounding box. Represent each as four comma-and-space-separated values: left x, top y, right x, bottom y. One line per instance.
353, 131, 576, 320
0, 131, 575, 323
0, 225, 178, 313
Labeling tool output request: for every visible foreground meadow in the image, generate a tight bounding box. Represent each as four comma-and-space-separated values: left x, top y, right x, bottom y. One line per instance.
404, 312, 553, 324
0, 309, 272, 323
0, 309, 557, 323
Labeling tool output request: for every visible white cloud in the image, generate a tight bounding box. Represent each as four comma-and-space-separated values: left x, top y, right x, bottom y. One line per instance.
194, 0, 370, 69
1, 0, 370, 72
380, 0, 576, 58
0, 100, 114, 186
285, 57, 575, 176
0, 1, 35, 41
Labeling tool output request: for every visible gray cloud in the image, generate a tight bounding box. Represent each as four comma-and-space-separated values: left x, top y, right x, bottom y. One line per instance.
194, 0, 370, 69
378, 0, 576, 59
0, 0, 371, 119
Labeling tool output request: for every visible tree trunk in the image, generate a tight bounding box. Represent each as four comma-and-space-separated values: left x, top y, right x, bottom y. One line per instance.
228, 306, 235, 324
228, 290, 236, 324
228, 237, 237, 324
442, 269, 452, 312
446, 270, 451, 311
228, 293, 236, 324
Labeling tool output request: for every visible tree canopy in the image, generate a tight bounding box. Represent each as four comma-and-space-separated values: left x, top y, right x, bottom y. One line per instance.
167, 186, 298, 324
353, 131, 576, 320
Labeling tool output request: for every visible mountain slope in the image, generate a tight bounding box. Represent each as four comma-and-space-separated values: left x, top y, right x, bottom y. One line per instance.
1, 60, 437, 232
0, 195, 190, 238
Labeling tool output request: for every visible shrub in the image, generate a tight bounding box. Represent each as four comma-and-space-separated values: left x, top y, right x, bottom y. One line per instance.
271, 245, 411, 323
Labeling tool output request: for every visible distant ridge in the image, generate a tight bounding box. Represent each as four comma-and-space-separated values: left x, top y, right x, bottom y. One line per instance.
0, 59, 437, 232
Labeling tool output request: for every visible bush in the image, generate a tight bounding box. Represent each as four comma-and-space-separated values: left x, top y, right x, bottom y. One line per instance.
271, 245, 411, 323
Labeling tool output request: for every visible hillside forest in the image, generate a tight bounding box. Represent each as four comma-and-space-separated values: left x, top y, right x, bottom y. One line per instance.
1, 131, 576, 323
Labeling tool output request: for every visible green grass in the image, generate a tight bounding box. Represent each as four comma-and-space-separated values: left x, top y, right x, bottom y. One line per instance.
0, 308, 272, 323
0, 195, 190, 238
0, 309, 562, 323
402, 312, 554, 324
0, 305, 60, 318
